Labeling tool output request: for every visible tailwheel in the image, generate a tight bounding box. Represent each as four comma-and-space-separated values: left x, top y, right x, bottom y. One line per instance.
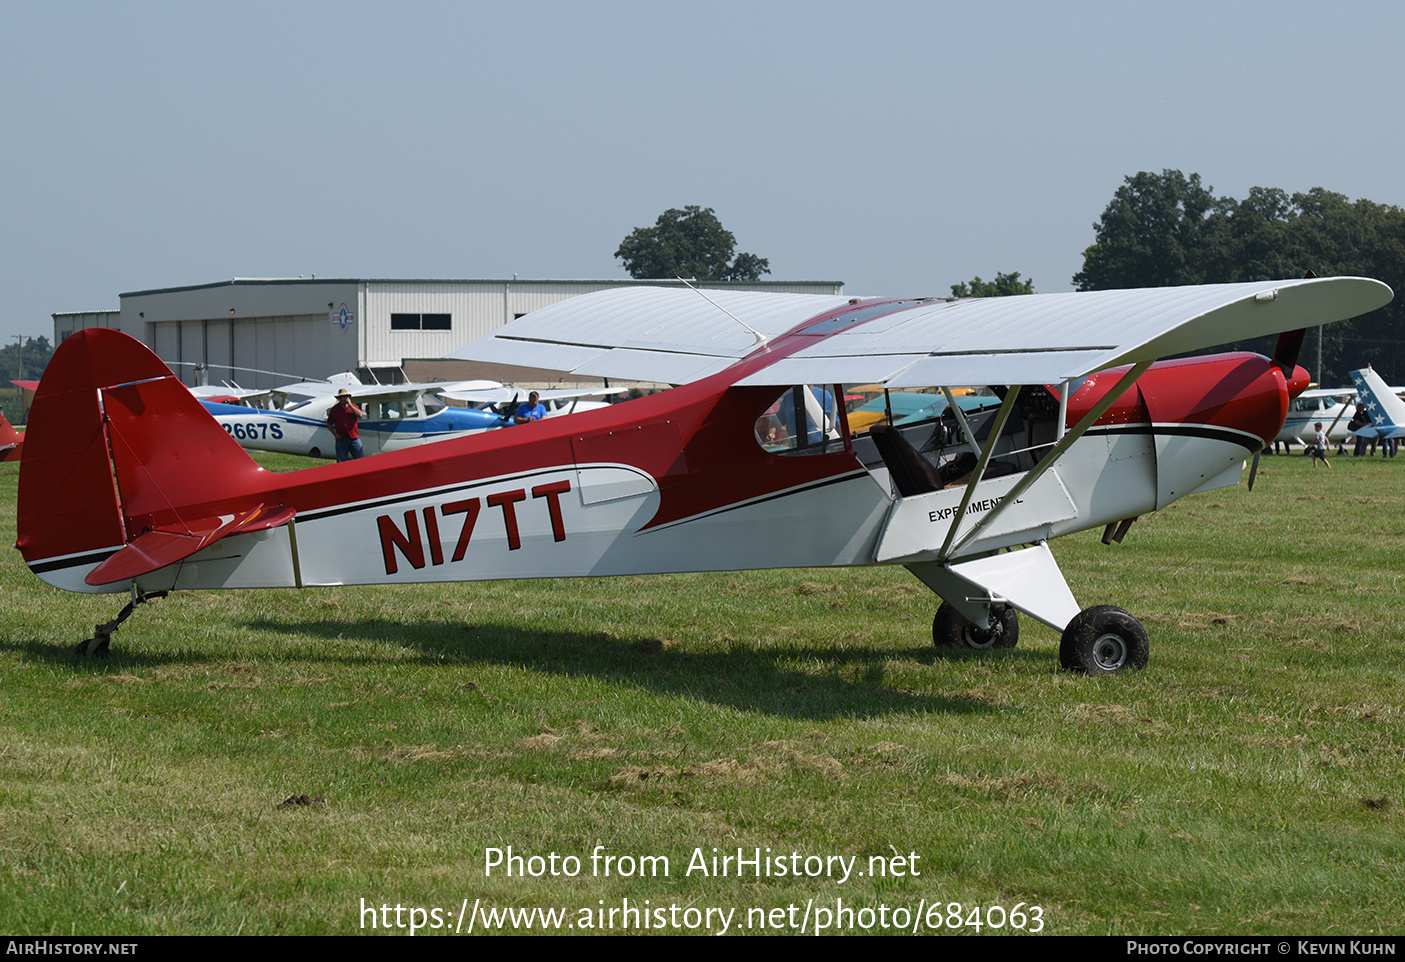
74, 589, 167, 660
1059, 606, 1148, 675
933, 602, 1019, 650
75, 632, 111, 658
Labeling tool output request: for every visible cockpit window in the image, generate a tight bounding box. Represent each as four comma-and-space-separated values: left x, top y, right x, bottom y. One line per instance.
756, 385, 842, 453
281, 392, 319, 411
367, 400, 410, 420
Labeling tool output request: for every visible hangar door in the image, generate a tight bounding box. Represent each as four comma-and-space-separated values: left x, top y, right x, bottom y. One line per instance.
151, 314, 342, 389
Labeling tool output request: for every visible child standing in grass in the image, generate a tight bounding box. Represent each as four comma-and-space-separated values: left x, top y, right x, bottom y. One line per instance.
1311, 422, 1332, 469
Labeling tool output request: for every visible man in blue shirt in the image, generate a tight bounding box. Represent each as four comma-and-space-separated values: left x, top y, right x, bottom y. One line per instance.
511, 391, 547, 424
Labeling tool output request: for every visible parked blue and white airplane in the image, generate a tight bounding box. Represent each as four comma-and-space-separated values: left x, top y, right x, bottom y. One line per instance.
201, 379, 621, 459
1349, 367, 1405, 441
1273, 388, 1354, 448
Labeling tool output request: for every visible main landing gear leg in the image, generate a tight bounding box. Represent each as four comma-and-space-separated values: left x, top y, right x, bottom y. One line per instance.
76, 588, 168, 658
932, 601, 1019, 650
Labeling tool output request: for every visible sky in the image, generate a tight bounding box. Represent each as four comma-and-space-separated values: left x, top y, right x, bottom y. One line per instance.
3, 0, 1403, 342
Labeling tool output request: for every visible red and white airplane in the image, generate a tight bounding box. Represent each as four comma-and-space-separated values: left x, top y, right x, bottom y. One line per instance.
0, 411, 22, 462
15, 278, 1391, 670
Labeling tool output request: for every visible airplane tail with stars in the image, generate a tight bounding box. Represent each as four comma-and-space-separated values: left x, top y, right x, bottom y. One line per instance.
1348, 366, 1405, 439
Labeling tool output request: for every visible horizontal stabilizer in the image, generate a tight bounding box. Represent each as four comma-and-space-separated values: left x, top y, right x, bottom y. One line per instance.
85, 503, 295, 586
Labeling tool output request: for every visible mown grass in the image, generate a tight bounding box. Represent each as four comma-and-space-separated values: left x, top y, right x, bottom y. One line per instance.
0, 450, 1401, 935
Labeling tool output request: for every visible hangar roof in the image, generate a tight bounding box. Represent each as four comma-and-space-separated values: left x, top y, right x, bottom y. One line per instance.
120, 277, 844, 298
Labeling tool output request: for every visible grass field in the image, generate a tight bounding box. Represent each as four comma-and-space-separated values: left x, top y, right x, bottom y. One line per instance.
1, 449, 1402, 936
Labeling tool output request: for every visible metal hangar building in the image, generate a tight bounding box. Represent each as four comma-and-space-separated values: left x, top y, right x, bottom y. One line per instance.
52, 276, 846, 389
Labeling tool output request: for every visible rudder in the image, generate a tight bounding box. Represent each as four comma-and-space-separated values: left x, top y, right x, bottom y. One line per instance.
17, 329, 271, 592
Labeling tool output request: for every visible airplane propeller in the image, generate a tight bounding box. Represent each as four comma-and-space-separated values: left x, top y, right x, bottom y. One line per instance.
1269, 269, 1320, 376
500, 391, 520, 421
1256, 315, 1312, 493
1271, 327, 1306, 376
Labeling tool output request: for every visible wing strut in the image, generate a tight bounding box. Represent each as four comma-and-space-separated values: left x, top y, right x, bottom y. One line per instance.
1322, 393, 1353, 447
940, 387, 982, 452
1056, 379, 1071, 441
677, 276, 769, 349
936, 387, 1023, 560
834, 384, 855, 456
943, 361, 1151, 561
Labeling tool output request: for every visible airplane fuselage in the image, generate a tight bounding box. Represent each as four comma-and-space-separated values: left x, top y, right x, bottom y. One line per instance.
202, 398, 508, 458
19, 278, 1388, 669
27, 342, 1293, 599
204, 397, 614, 459
1275, 394, 1351, 446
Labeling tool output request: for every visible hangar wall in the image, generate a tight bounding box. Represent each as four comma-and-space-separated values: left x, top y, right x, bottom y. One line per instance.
52, 310, 120, 341
56, 277, 846, 389
119, 280, 361, 387
147, 314, 346, 387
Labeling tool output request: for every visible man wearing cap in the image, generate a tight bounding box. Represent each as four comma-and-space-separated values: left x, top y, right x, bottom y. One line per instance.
327, 388, 366, 461
511, 391, 547, 425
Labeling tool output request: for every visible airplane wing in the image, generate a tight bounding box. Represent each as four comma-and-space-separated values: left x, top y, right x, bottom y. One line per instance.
447, 287, 856, 383
270, 379, 341, 398
449, 279, 1392, 387
337, 379, 503, 404
437, 386, 629, 404
0, 411, 21, 462
188, 384, 282, 406
11, 379, 38, 414
273, 378, 504, 409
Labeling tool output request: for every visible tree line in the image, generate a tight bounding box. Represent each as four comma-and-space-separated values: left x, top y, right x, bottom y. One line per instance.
1, 336, 53, 383
929, 172, 1403, 384
619, 176, 1405, 385
22, 184, 1403, 389
1072, 170, 1405, 384
0, 337, 53, 419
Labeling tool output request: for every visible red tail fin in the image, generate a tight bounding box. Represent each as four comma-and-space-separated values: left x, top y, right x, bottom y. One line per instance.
17, 329, 271, 587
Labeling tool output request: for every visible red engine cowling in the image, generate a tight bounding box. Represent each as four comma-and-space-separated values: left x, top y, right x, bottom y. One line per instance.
1066, 352, 1300, 446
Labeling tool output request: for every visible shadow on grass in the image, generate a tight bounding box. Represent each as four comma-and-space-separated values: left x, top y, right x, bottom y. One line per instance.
251, 616, 1029, 720
3, 607, 1057, 719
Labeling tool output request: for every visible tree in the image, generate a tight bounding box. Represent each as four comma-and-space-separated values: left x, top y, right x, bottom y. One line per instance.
0, 335, 53, 383
1073, 170, 1405, 384
950, 271, 1035, 298
0, 335, 53, 420
1073, 170, 1229, 291
615, 206, 771, 281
